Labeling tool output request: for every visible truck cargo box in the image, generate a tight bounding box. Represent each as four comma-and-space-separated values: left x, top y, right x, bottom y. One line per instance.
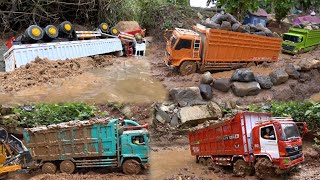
3, 38, 123, 72
202, 28, 282, 63
23, 119, 119, 161
188, 112, 271, 157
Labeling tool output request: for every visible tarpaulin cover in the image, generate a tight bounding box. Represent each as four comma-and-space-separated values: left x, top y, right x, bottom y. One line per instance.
293, 15, 320, 25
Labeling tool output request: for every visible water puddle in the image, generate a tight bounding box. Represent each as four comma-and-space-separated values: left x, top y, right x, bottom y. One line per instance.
0, 57, 167, 105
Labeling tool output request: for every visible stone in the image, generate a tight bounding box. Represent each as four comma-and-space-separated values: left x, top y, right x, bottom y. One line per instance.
305, 148, 319, 158
178, 102, 222, 126
199, 84, 213, 100
231, 68, 255, 82
201, 71, 213, 84
220, 21, 232, 31
255, 76, 273, 89
298, 59, 320, 71
269, 69, 289, 85
231, 82, 261, 97
121, 106, 133, 118
212, 78, 231, 92
169, 87, 205, 107
285, 64, 300, 79
298, 73, 311, 83
170, 114, 180, 127
155, 105, 171, 124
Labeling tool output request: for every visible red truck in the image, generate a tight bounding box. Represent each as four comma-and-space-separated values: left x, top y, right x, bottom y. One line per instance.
188, 112, 308, 178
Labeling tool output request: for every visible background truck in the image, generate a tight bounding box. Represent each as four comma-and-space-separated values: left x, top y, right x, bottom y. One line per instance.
23, 119, 149, 175
188, 112, 307, 178
1, 21, 146, 72
164, 24, 282, 75
282, 27, 320, 54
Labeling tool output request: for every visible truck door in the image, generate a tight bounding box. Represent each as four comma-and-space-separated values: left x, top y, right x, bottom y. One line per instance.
260, 125, 280, 158
172, 38, 193, 61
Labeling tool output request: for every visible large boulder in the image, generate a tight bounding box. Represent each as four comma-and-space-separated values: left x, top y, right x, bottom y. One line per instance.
154, 105, 171, 124
255, 76, 273, 89
269, 69, 289, 85
231, 82, 261, 97
220, 21, 232, 31
178, 102, 222, 126
298, 59, 320, 71
201, 71, 213, 84
231, 68, 255, 82
212, 78, 231, 92
285, 64, 300, 79
169, 87, 205, 107
199, 84, 213, 100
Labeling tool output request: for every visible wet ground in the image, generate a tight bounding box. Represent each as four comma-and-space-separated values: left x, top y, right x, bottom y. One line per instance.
0, 56, 167, 105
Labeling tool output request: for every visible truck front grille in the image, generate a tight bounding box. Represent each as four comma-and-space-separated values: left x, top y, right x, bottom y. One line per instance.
282, 44, 295, 51
286, 145, 302, 156
289, 152, 303, 161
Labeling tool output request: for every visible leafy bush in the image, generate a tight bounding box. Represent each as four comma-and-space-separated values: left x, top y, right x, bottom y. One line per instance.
249, 101, 320, 131
13, 103, 101, 127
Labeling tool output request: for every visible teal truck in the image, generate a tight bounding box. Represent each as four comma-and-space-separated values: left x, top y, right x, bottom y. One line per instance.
282, 27, 320, 54
23, 119, 149, 175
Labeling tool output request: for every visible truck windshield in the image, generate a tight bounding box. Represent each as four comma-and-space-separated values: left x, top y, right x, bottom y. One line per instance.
171, 36, 177, 48
283, 34, 302, 43
281, 123, 300, 140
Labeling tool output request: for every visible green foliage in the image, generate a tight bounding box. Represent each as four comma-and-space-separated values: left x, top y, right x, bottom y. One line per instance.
13, 103, 101, 127
272, 0, 295, 23
162, 19, 174, 29
216, 0, 260, 21
249, 101, 320, 131
314, 132, 320, 150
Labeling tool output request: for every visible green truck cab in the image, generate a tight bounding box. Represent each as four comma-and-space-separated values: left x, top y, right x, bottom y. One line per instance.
23, 119, 149, 175
282, 27, 320, 54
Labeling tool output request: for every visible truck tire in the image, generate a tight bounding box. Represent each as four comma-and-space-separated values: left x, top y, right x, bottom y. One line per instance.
199, 157, 207, 166
42, 162, 57, 174
60, 160, 75, 174
179, 61, 197, 76
254, 158, 275, 179
233, 159, 253, 177
206, 158, 213, 166
122, 159, 141, 175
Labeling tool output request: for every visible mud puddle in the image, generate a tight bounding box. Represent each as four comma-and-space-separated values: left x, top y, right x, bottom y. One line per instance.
0, 57, 167, 105
150, 147, 220, 180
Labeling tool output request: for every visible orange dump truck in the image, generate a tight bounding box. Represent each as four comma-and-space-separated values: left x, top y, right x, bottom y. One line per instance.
164, 24, 282, 75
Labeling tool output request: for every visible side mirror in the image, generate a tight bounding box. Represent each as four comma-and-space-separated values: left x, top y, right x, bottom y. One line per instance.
296, 122, 308, 138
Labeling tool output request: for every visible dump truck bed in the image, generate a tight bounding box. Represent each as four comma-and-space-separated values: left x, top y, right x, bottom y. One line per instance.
3, 38, 122, 72
202, 29, 282, 63
188, 112, 271, 156
23, 119, 118, 161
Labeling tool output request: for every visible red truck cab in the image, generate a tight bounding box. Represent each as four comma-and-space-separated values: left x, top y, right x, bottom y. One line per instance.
188, 112, 307, 178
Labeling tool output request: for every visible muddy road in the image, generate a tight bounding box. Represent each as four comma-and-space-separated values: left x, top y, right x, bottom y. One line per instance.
0, 56, 167, 105
150, 142, 320, 180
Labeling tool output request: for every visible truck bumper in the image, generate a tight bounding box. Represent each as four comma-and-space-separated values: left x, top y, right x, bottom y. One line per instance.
278, 154, 304, 170
282, 49, 297, 55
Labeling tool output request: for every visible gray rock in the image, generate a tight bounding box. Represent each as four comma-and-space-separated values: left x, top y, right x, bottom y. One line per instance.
232, 23, 241, 31
169, 87, 205, 107
121, 106, 133, 118
170, 114, 180, 127
269, 69, 289, 85
178, 102, 222, 126
212, 78, 231, 92
199, 84, 213, 100
255, 76, 273, 89
155, 105, 171, 124
221, 21, 232, 31
231, 68, 255, 82
285, 64, 300, 79
201, 71, 213, 84
231, 82, 261, 97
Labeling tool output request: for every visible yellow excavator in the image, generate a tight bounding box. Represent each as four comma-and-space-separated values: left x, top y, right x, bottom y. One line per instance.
0, 128, 31, 179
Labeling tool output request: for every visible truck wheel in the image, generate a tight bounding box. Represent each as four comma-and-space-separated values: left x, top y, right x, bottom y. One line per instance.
254, 158, 275, 179
206, 158, 213, 167
60, 160, 75, 174
42, 162, 57, 174
199, 158, 207, 166
179, 61, 197, 75
233, 159, 253, 177
122, 159, 141, 175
